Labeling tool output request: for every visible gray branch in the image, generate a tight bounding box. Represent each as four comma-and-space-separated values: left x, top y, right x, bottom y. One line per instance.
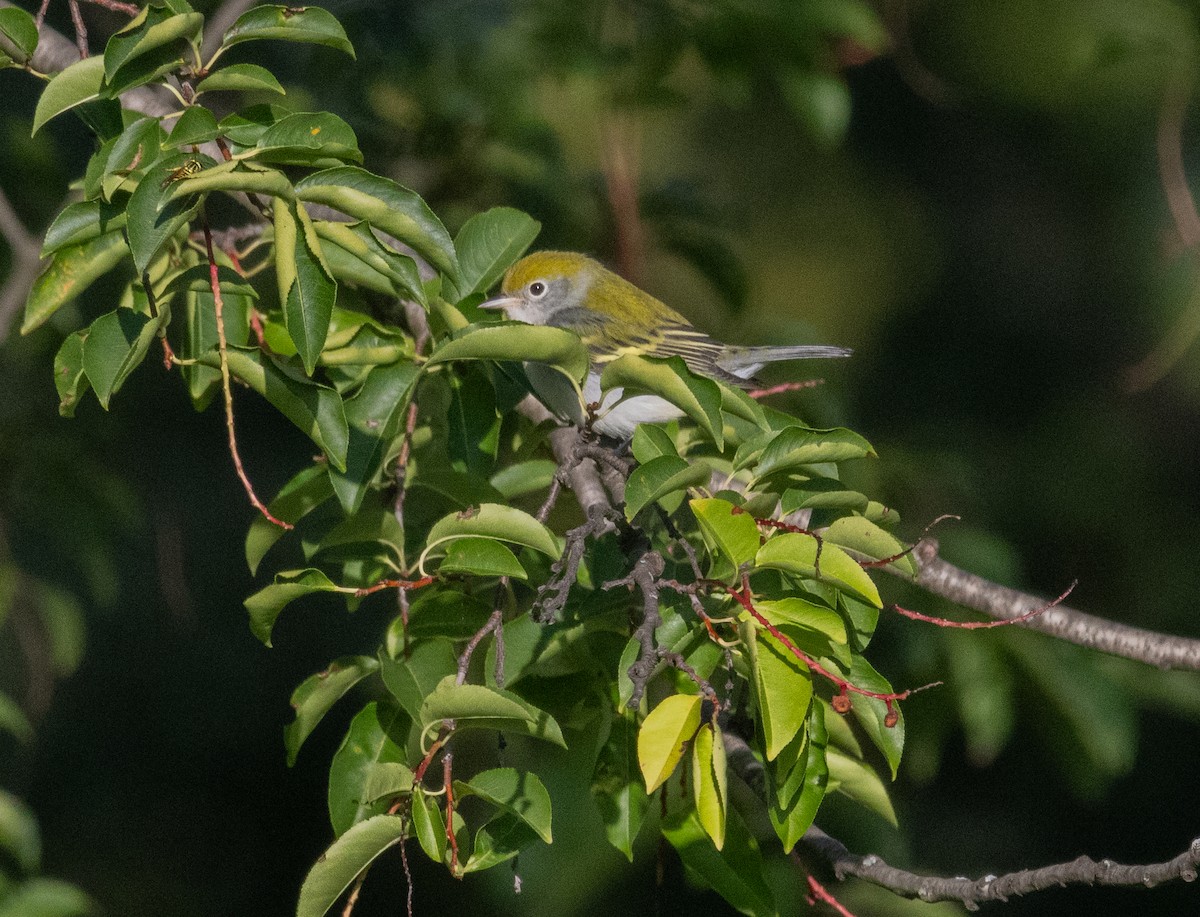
723, 731, 1200, 909
899, 538, 1200, 671
0, 186, 44, 342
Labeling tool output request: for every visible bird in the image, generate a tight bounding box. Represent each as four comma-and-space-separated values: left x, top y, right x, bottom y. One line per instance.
479, 251, 851, 438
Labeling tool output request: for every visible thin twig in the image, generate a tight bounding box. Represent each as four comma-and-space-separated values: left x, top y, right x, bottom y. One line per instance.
901, 538, 1200, 670
0, 186, 43, 343
67, 0, 87, 56
200, 211, 292, 530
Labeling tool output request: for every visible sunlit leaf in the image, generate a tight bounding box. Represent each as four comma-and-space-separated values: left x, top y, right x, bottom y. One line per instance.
426, 321, 589, 384
452, 207, 541, 298
419, 676, 566, 747
755, 532, 882, 608
220, 5, 355, 57
195, 62, 285, 95
424, 504, 559, 563
296, 815, 406, 917
690, 497, 760, 569
32, 56, 105, 134
637, 693, 701, 793
327, 702, 411, 836
601, 354, 724, 449
691, 722, 727, 849
23, 231, 128, 334
624, 456, 710, 522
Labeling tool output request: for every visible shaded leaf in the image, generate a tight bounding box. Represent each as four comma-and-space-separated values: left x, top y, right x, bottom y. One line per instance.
41, 200, 126, 256
284, 655, 379, 766
32, 56, 105, 134
661, 807, 775, 917
452, 207, 541, 298
296, 815, 406, 917
624, 456, 710, 522
380, 641, 457, 721
0, 788, 40, 873
454, 768, 552, 843
23, 231, 128, 334
81, 307, 163, 409
328, 701, 411, 836
591, 712, 648, 861
244, 568, 346, 647
275, 197, 338, 374
195, 62, 285, 95
220, 5, 355, 57
53, 330, 90, 418
245, 465, 333, 575
0, 6, 38, 58
419, 676, 566, 747
600, 354, 724, 449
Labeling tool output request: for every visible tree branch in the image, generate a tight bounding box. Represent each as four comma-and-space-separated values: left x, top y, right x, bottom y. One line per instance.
0, 186, 43, 343
900, 538, 1200, 671
724, 731, 1200, 908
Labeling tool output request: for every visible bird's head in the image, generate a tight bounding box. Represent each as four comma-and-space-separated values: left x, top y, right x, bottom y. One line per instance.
480, 251, 601, 328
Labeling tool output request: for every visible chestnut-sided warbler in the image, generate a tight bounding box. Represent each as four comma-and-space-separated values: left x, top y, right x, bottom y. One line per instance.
480, 251, 850, 438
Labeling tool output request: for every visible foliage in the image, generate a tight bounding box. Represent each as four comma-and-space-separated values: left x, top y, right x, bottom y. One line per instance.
0, 3, 926, 914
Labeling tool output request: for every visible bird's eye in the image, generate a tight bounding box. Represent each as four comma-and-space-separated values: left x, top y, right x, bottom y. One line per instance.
528, 281, 547, 297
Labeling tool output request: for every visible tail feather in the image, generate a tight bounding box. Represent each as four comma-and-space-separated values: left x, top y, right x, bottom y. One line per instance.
718, 344, 852, 378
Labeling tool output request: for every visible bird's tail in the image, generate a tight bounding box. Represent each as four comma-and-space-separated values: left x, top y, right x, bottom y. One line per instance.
718, 344, 852, 378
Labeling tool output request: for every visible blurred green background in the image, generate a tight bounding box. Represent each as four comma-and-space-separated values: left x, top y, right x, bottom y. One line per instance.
3, 0, 1200, 914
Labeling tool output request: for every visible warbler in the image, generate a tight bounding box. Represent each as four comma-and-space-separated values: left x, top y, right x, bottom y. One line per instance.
480, 251, 850, 438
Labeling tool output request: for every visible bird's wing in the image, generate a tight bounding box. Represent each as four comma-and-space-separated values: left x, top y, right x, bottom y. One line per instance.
583, 317, 750, 387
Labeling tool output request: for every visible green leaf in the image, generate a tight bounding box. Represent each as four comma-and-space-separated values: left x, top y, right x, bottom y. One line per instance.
409, 789, 447, 864
32, 55, 105, 134
328, 360, 421, 513
42, 200, 127, 256
81, 307, 163, 409
846, 655, 904, 778
754, 597, 846, 644
275, 197, 338, 374
600, 354, 724, 449
53, 330, 90, 418
490, 459, 558, 499
744, 621, 812, 760
451, 207, 541, 298
201, 347, 349, 470
691, 722, 727, 850
253, 111, 362, 166
102, 4, 201, 81
825, 515, 917, 577
661, 807, 775, 917
768, 701, 828, 851
690, 497, 761, 569
195, 63, 285, 95
0, 878, 95, 917
437, 537, 526, 580
461, 813, 538, 874
328, 701, 411, 836
220, 5, 355, 57
23, 231, 128, 334
630, 424, 678, 462
0, 788, 39, 873
126, 154, 209, 273
637, 693, 701, 793
424, 504, 559, 563
624, 456, 709, 522
163, 105, 219, 148
751, 425, 874, 480
0, 7, 38, 59
426, 321, 589, 383
380, 641, 457, 721
454, 768, 552, 843
402, 589, 491, 642
294, 166, 457, 281
778, 67, 851, 151
419, 676, 566, 747
244, 568, 346, 646
283, 655, 379, 766
0, 691, 33, 743
826, 747, 897, 825
591, 712, 648, 861
755, 532, 882, 608
245, 466, 333, 574
296, 815, 406, 917
313, 221, 426, 305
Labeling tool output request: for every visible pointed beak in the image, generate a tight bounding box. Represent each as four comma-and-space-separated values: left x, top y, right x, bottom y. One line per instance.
478, 294, 520, 312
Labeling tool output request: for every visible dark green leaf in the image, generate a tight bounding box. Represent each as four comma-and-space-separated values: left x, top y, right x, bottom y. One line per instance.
294, 166, 457, 281
252, 111, 362, 166
42, 200, 127, 256
490, 459, 557, 499
102, 4, 201, 81
0, 7, 38, 58
284, 655, 379, 766
750, 425, 874, 480
274, 197, 338, 374
245, 465, 334, 575
661, 807, 775, 917
32, 56, 105, 134
220, 5, 355, 57
0, 878, 94, 917
768, 700, 828, 851
454, 767, 552, 843
0, 691, 33, 743
328, 360, 421, 513
778, 67, 851, 150
195, 62, 285, 95
630, 424, 678, 462
53, 330, 90, 418
591, 712, 647, 861
163, 105, 219, 148
451, 207, 541, 298
81, 307, 163, 409
296, 815, 406, 917
244, 568, 347, 646
0, 788, 40, 873
328, 701, 411, 837
461, 812, 538, 874
419, 676, 566, 747
23, 231, 128, 334
380, 641, 457, 721
437, 537, 526, 580
400, 589, 491, 642
126, 154, 210, 273
623, 455, 710, 522
423, 503, 559, 563
847, 655, 904, 779
200, 347, 349, 470
826, 747, 896, 825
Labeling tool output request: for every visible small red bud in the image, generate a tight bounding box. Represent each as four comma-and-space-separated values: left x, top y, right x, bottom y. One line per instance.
884, 709, 899, 728
831, 693, 851, 714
